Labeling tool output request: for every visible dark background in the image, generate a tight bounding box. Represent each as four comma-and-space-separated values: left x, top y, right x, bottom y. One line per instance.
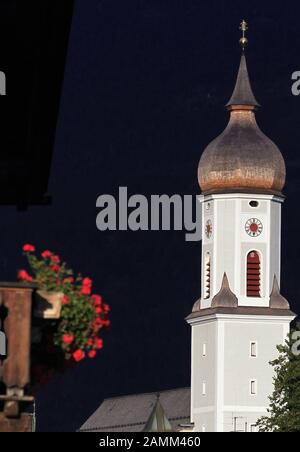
1, 0, 300, 431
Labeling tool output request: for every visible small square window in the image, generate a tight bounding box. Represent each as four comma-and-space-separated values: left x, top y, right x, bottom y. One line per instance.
250, 342, 257, 358
250, 380, 257, 395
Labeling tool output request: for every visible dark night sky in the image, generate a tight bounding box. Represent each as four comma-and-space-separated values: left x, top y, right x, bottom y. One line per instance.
1, 0, 300, 431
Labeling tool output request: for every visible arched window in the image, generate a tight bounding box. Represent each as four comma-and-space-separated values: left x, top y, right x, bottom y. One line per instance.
204, 253, 211, 299
247, 251, 261, 297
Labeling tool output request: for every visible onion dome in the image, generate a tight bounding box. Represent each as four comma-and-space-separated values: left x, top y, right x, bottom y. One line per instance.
198, 52, 286, 196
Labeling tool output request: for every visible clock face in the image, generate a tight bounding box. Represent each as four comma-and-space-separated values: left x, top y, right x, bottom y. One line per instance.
205, 220, 213, 239
245, 218, 263, 237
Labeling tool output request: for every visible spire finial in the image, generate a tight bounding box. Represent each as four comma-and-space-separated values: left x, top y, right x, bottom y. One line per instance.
239, 20, 248, 50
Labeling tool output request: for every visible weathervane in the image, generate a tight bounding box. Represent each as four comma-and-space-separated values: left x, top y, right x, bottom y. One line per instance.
239, 20, 248, 50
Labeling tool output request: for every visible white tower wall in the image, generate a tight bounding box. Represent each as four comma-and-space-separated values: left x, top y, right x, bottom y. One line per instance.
188, 192, 294, 432
189, 313, 293, 432
201, 193, 282, 308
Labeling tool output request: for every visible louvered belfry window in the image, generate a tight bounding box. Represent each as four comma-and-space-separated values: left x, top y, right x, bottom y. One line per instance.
204, 253, 211, 299
247, 251, 261, 297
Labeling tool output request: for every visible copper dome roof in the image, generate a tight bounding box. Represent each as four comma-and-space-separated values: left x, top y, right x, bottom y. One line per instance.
198, 54, 286, 196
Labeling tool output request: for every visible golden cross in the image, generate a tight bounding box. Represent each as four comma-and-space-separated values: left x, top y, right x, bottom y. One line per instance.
239, 20, 248, 49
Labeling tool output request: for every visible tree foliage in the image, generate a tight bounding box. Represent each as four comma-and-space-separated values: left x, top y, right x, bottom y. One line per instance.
257, 323, 300, 432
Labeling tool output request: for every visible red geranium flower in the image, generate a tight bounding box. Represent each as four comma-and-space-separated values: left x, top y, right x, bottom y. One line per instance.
92, 294, 102, 306
23, 244, 35, 253
51, 255, 60, 264
94, 338, 104, 350
63, 334, 74, 345
88, 339, 94, 346
95, 307, 102, 315
81, 277, 92, 295
82, 277, 92, 287
41, 250, 53, 259
63, 295, 69, 305
73, 350, 85, 362
103, 304, 110, 314
18, 269, 33, 282
88, 350, 97, 359
81, 285, 91, 296
95, 318, 103, 327
51, 265, 60, 273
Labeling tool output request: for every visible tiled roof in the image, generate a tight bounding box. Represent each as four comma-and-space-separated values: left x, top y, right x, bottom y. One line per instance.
79, 387, 190, 433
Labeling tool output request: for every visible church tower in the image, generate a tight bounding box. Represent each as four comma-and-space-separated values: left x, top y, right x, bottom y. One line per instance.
186, 22, 295, 432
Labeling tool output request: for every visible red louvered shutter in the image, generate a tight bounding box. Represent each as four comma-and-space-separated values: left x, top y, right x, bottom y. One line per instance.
247, 251, 261, 297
